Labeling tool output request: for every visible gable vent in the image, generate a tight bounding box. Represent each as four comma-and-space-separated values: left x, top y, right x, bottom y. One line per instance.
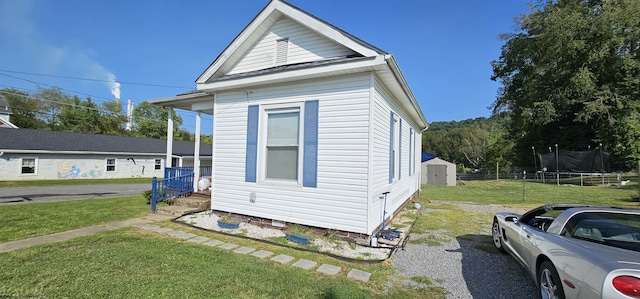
275, 38, 289, 66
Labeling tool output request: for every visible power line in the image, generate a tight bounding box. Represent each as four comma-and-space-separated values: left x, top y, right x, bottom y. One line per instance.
0, 69, 193, 89
0, 73, 115, 102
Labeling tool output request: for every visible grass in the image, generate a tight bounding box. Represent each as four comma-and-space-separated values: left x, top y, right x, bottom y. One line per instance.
0, 177, 152, 188
0, 195, 150, 243
422, 179, 640, 207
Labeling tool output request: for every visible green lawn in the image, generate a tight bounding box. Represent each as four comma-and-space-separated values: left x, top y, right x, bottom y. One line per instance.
0, 178, 152, 188
421, 179, 640, 207
0, 195, 150, 243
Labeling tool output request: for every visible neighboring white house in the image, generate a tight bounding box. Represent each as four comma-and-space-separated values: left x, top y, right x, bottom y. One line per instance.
0, 127, 212, 181
151, 0, 428, 236
421, 157, 456, 186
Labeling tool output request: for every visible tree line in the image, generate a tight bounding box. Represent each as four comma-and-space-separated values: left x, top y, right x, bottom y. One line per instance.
425, 0, 639, 173
1, 87, 212, 144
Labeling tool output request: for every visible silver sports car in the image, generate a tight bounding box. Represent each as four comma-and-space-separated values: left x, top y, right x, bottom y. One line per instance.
492, 204, 640, 299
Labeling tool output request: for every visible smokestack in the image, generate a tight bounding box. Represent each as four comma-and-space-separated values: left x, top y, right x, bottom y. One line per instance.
126, 99, 133, 131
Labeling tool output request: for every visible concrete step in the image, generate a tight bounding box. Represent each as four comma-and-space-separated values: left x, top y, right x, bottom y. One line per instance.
173, 197, 210, 210
155, 205, 202, 217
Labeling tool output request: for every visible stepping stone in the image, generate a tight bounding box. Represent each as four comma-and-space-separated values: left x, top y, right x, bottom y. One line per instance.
270, 254, 295, 264
316, 264, 341, 276
251, 250, 274, 259
203, 240, 224, 247
218, 243, 239, 250
186, 236, 209, 243
347, 269, 371, 282
139, 224, 160, 230
233, 246, 256, 254
169, 231, 197, 240
292, 259, 317, 270
153, 227, 174, 233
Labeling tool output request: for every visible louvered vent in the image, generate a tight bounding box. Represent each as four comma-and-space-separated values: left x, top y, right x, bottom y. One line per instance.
275, 38, 289, 65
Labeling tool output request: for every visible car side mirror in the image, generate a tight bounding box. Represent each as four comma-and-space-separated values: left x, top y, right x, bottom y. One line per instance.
505, 216, 518, 223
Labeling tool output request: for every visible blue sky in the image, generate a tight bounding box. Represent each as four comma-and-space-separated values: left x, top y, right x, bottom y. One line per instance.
0, 0, 531, 134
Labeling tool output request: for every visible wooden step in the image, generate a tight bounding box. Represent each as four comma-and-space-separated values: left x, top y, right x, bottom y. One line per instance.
155, 205, 202, 217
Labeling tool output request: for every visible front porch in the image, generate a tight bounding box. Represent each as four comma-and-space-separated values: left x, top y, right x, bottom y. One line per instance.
151, 166, 212, 216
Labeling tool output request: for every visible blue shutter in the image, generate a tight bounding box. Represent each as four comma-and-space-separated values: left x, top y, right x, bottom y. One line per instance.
389, 111, 394, 184
303, 100, 319, 187
409, 128, 413, 176
245, 105, 259, 182
399, 119, 402, 179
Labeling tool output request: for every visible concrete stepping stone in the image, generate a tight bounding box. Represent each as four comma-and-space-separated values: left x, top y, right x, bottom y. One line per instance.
153, 227, 174, 233
292, 259, 317, 270
218, 243, 239, 250
271, 254, 295, 264
203, 240, 224, 247
233, 246, 256, 254
316, 264, 341, 276
169, 231, 197, 240
251, 250, 274, 259
186, 236, 209, 243
347, 269, 371, 282
139, 224, 160, 230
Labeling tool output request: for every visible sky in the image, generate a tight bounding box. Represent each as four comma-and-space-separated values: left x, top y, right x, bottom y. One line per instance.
0, 0, 532, 134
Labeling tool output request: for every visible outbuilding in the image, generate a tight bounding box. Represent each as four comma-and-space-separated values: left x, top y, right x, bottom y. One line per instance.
421, 157, 457, 186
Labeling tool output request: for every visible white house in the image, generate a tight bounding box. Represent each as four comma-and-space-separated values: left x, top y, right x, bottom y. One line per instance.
0, 127, 212, 181
151, 0, 428, 236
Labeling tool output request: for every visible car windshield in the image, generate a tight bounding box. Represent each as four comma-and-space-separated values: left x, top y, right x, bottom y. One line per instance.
563, 211, 640, 252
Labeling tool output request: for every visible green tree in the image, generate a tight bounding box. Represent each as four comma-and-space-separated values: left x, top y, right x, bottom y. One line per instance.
57, 96, 102, 133
492, 0, 640, 170
0, 88, 47, 129
132, 101, 183, 139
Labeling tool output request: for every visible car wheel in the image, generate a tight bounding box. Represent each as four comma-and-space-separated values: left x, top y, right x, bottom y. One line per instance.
492, 218, 505, 253
538, 261, 565, 299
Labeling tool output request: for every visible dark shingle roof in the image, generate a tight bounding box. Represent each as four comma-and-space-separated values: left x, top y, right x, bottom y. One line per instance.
0, 127, 212, 156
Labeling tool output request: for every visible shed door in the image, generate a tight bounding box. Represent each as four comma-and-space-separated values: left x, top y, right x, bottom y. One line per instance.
427, 165, 447, 186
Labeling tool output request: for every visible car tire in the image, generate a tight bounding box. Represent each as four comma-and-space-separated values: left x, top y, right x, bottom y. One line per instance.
492, 218, 506, 253
538, 261, 565, 299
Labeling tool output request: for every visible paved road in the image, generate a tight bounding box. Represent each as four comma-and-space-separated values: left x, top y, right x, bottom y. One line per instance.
0, 183, 150, 204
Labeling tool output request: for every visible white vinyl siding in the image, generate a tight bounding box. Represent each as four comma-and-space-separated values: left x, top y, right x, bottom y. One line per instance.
211, 74, 371, 233
229, 17, 357, 75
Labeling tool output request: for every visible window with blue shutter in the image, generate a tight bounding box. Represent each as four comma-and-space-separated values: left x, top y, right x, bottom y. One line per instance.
389, 111, 394, 184
303, 100, 318, 187
399, 119, 402, 180
245, 105, 259, 182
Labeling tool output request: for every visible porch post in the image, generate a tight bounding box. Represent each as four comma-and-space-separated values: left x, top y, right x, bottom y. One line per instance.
193, 112, 201, 192
165, 107, 174, 170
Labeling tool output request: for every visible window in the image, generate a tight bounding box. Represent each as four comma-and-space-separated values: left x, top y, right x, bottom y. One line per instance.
245, 100, 318, 187
154, 159, 162, 170
21, 158, 36, 174
389, 112, 400, 183
275, 38, 289, 65
106, 158, 116, 172
266, 110, 300, 180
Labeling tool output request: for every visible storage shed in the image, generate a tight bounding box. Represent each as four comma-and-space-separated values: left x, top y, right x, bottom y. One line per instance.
421, 157, 456, 186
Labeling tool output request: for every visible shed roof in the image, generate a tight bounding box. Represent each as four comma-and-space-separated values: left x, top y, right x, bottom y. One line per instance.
0, 127, 212, 156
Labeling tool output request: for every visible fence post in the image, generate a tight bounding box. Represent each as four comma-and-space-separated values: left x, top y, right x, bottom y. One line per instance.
151, 176, 157, 212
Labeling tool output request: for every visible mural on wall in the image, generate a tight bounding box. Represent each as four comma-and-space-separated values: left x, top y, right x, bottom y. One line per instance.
52, 160, 103, 179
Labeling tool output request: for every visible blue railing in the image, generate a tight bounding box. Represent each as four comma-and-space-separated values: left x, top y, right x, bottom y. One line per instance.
151, 168, 194, 212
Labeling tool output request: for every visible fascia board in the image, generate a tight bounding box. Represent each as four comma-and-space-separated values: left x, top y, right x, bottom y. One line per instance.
197, 55, 385, 91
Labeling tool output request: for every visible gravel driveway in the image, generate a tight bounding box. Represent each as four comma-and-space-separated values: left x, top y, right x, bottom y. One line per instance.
391, 202, 538, 299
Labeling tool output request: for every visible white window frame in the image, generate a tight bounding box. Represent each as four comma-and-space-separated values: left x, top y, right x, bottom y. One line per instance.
154, 159, 162, 170
258, 102, 305, 185
20, 157, 37, 175
106, 158, 117, 172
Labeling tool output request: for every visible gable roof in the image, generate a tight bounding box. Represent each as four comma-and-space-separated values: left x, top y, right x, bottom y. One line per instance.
196, 0, 385, 84
0, 127, 212, 157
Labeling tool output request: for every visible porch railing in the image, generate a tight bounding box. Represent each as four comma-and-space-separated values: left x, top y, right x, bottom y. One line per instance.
151, 166, 212, 212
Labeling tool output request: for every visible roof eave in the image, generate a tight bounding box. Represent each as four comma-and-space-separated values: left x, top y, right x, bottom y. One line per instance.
384, 55, 428, 130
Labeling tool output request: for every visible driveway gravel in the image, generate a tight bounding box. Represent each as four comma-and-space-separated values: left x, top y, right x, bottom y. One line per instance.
391, 201, 539, 299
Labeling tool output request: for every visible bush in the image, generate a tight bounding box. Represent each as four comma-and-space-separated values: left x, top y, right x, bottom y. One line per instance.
142, 190, 152, 205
